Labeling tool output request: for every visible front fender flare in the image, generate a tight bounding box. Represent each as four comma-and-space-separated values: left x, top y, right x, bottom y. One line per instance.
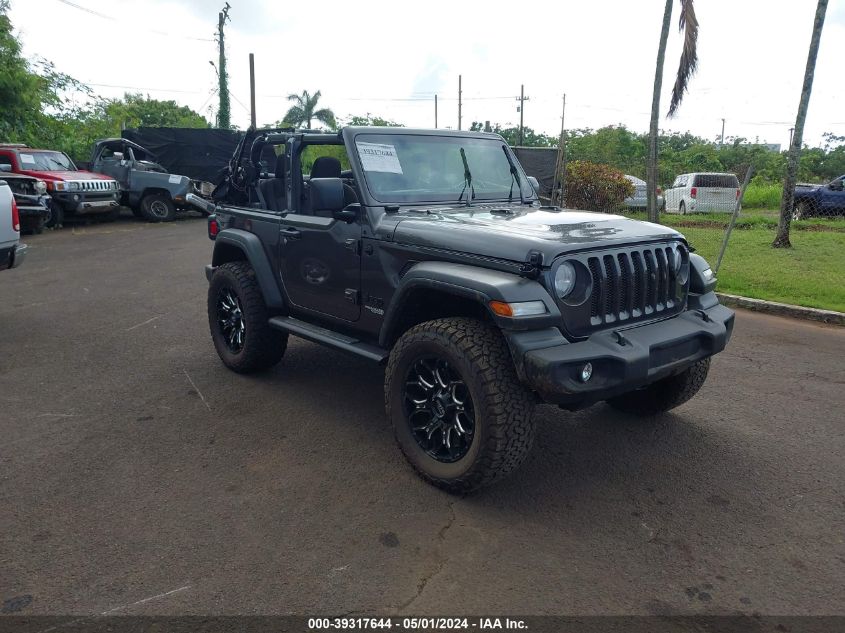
379, 261, 561, 348
209, 228, 284, 309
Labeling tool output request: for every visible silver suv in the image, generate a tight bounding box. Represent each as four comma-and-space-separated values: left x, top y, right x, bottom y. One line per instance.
0, 179, 27, 270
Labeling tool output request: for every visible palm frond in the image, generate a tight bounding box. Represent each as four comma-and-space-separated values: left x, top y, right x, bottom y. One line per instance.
282, 105, 306, 127
312, 108, 336, 129
667, 0, 699, 117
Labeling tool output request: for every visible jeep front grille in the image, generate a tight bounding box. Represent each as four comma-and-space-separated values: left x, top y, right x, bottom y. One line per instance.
587, 245, 684, 326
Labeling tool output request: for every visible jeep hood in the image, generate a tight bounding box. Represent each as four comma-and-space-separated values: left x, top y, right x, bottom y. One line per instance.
391, 205, 684, 263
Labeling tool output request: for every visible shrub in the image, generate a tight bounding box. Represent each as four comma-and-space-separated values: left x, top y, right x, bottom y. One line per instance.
563, 160, 634, 212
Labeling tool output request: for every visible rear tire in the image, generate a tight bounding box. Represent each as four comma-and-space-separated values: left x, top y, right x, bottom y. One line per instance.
207, 261, 288, 373
385, 318, 536, 493
679, 200, 687, 215
140, 193, 176, 222
606, 359, 710, 416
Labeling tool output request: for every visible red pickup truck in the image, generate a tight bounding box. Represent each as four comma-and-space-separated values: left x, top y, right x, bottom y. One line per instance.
0, 144, 120, 227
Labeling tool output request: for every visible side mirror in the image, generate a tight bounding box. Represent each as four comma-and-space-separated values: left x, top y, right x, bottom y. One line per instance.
334, 203, 360, 223
0, 163, 12, 172
310, 177, 346, 214
527, 176, 540, 194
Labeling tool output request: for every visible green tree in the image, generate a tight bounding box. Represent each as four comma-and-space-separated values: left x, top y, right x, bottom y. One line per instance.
774, 0, 828, 248
647, 0, 699, 222
347, 114, 403, 127
104, 93, 209, 129
281, 90, 336, 130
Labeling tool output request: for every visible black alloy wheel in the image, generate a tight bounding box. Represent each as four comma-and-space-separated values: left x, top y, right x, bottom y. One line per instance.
216, 287, 246, 353
403, 356, 475, 463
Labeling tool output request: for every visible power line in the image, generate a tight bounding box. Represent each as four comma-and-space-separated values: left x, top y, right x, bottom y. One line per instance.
53, 0, 215, 42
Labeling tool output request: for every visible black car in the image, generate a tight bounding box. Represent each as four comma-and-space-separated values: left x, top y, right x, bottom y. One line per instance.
193, 127, 734, 492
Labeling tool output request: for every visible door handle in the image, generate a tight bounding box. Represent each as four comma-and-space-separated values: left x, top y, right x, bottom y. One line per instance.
281, 227, 301, 239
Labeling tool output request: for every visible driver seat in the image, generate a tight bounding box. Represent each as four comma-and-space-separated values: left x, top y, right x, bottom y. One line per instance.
259, 153, 287, 211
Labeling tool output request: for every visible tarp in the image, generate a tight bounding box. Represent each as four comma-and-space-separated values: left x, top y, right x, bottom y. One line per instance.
512, 146, 559, 198
121, 127, 244, 183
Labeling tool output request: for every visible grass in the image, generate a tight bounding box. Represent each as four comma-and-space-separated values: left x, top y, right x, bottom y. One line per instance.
680, 227, 845, 313
622, 210, 845, 232
742, 183, 782, 209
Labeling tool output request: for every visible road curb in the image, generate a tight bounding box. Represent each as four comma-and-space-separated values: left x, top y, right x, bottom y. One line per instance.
716, 293, 845, 326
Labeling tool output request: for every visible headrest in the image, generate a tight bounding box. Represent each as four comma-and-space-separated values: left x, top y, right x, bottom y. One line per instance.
274, 153, 286, 179
310, 156, 341, 179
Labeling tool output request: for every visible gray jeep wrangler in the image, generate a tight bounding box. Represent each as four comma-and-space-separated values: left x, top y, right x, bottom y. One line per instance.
197, 127, 735, 493
90, 138, 213, 222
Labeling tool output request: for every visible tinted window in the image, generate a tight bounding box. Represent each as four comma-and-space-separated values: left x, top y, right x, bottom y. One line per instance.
693, 174, 739, 188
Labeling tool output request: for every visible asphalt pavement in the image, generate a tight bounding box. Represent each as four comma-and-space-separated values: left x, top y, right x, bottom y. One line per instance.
1, 214, 843, 617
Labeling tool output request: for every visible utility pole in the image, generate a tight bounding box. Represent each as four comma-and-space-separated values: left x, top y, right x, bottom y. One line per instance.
788, 127, 794, 148
248, 53, 256, 128
720, 118, 725, 147
516, 84, 530, 146
552, 94, 567, 206
216, 2, 231, 129
434, 94, 438, 129
458, 75, 462, 130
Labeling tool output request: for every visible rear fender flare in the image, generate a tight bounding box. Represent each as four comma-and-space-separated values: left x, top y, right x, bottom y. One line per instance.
210, 228, 284, 309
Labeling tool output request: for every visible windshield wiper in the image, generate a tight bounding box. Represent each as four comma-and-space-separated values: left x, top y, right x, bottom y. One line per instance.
501, 145, 527, 205
457, 147, 475, 207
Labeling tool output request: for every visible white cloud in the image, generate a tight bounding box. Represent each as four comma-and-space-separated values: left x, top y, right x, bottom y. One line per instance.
10, 0, 844, 147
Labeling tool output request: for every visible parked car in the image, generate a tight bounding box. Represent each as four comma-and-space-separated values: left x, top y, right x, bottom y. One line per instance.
89, 138, 214, 222
793, 174, 845, 220
0, 180, 27, 271
623, 175, 664, 211
0, 144, 120, 228
0, 171, 50, 233
664, 172, 740, 214
195, 127, 734, 492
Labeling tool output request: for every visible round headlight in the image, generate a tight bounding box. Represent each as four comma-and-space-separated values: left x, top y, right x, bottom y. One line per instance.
34, 180, 47, 194
554, 261, 577, 298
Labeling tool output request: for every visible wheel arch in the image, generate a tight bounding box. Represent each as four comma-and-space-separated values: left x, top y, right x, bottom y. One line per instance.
379, 261, 560, 349
140, 187, 173, 201
211, 229, 284, 309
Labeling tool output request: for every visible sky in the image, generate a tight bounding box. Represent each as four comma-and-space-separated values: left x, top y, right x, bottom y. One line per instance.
9, 0, 845, 148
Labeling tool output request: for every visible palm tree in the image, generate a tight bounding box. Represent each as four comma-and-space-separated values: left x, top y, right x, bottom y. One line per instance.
646, 0, 699, 223
773, 0, 828, 249
281, 90, 336, 130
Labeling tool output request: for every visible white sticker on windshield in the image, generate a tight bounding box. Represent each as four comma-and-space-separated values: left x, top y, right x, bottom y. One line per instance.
168, 174, 182, 184
19, 153, 35, 164
357, 142, 403, 174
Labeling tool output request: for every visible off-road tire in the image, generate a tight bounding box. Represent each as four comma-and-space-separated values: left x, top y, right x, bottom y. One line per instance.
45, 201, 64, 229
385, 317, 536, 493
140, 193, 176, 222
606, 358, 710, 416
207, 261, 287, 373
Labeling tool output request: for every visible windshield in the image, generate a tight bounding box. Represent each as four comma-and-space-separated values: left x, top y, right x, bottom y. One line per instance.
354, 134, 535, 204
18, 151, 77, 172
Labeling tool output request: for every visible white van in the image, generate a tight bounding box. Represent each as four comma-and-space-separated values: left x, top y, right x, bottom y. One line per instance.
664, 172, 740, 214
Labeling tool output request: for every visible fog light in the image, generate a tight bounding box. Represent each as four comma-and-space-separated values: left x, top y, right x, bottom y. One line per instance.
580, 362, 593, 382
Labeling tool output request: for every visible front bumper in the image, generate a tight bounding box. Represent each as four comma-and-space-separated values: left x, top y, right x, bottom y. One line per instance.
508, 298, 734, 406
50, 192, 120, 214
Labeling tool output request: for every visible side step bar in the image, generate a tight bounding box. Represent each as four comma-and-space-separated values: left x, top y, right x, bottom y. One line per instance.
268, 316, 389, 364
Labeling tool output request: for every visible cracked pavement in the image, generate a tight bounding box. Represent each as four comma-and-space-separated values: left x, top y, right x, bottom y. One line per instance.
1, 216, 844, 616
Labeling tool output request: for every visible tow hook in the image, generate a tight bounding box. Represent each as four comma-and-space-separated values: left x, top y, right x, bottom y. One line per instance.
695, 309, 712, 323
612, 331, 630, 346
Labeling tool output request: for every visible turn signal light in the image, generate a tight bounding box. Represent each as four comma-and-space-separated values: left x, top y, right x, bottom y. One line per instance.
489, 300, 547, 318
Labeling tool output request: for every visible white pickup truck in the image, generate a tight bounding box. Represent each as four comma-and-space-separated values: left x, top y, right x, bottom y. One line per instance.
0, 179, 27, 271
